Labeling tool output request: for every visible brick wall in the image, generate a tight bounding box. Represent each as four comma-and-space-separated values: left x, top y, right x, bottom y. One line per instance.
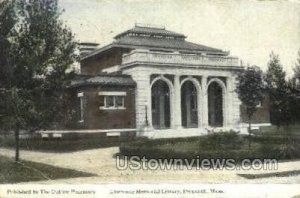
80, 47, 131, 75
240, 94, 270, 124
66, 85, 136, 130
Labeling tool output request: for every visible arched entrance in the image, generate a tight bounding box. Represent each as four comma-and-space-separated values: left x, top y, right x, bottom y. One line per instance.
151, 80, 171, 129
181, 81, 198, 128
208, 81, 224, 127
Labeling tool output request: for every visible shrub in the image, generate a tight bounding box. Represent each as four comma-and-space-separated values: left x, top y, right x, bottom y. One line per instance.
257, 130, 300, 159
199, 131, 243, 150
120, 130, 300, 163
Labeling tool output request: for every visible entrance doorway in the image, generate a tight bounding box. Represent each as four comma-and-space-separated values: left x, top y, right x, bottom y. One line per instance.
208, 81, 223, 127
181, 81, 198, 128
151, 80, 171, 129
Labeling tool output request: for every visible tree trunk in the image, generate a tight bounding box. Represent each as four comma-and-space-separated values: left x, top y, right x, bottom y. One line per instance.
248, 116, 252, 149
15, 127, 20, 162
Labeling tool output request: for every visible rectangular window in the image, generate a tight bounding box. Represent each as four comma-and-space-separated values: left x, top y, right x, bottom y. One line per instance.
98, 92, 126, 110
106, 96, 115, 107
115, 96, 124, 107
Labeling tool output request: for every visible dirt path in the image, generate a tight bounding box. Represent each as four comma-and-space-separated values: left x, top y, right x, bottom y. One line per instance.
1, 147, 300, 184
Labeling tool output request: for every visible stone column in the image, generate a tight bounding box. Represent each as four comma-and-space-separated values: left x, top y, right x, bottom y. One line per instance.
197, 84, 202, 128
201, 76, 208, 127
227, 75, 240, 127
130, 74, 151, 130
225, 77, 232, 127
172, 75, 182, 129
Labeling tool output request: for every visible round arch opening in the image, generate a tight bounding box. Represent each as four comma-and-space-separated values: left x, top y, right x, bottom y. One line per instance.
208, 81, 224, 127
181, 81, 198, 128
151, 80, 171, 129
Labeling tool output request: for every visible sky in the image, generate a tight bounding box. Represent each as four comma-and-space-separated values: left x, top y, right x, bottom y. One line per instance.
59, 0, 300, 76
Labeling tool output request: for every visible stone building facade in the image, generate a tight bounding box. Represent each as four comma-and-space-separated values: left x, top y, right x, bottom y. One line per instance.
58, 25, 270, 139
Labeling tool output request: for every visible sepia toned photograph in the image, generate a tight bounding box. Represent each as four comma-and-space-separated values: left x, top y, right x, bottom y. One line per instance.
0, 0, 300, 197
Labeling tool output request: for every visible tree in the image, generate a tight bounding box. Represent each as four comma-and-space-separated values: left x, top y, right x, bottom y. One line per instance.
236, 66, 264, 148
0, 0, 77, 161
285, 79, 300, 124
290, 50, 300, 123
0, 0, 17, 135
0, 0, 16, 86
293, 50, 300, 82
265, 52, 290, 128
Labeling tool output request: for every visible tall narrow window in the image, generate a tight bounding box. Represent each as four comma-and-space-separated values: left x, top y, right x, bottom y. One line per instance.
115, 96, 125, 107
77, 92, 84, 122
106, 96, 114, 107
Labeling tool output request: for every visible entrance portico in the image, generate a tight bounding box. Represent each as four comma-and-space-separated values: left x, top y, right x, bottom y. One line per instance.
121, 49, 243, 138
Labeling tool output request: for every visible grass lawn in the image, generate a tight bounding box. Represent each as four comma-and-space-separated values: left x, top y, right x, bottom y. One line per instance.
258, 125, 300, 135
0, 135, 127, 152
0, 155, 95, 184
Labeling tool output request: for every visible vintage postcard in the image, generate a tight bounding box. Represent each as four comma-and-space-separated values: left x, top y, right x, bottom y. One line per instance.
0, 0, 300, 197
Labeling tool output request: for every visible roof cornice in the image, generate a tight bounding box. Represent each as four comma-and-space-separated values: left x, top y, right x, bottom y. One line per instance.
121, 62, 244, 71
80, 43, 228, 61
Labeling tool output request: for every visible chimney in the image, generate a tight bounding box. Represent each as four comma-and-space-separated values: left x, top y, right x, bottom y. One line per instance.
79, 42, 99, 57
